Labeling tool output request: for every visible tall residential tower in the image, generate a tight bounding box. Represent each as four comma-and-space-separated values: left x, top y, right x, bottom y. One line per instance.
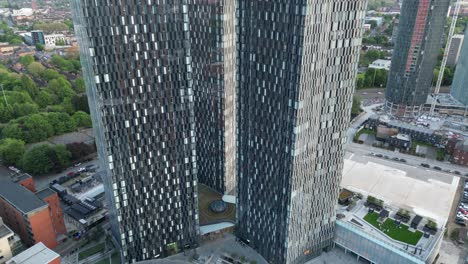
451, 29, 468, 105
188, 0, 236, 194
385, 0, 450, 117
236, 1, 367, 263
71, 1, 199, 262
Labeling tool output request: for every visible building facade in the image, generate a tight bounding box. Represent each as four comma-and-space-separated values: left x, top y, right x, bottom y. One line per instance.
0, 218, 14, 264
385, 0, 450, 117
188, 0, 236, 194
236, 1, 367, 263
71, 1, 199, 262
451, 29, 468, 106
0, 181, 65, 250
447, 34, 464, 66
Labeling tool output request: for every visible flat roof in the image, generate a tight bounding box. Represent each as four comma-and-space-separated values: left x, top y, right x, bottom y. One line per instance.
35, 188, 56, 200
342, 153, 459, 224
0, 181, 47, 214
0, 223, 13, 239
7, 242, 59, 264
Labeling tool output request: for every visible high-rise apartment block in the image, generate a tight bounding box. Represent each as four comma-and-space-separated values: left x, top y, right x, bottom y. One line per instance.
236, 1, 367, 263
447, 34, 464, 66
451, 29, 468, 105
188, 0, 236, 194
385, 0, 450, 117
71, 1, 199, 262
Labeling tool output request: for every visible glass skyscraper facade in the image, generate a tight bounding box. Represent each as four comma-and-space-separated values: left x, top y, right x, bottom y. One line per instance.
451, 29, 468, 106
236, 1, 367, 263
385, 0, 450, 117
71, 1, 199, 262
188, 0, 236, 195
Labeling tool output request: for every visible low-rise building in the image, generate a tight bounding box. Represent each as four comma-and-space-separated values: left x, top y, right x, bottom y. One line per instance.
0, 180, 66, 249
6, 242, 60, 264
369, 59, 391, 71
447, 34, 464, 66
365, 16, 384, 27
0, 218, 14, 264
451, 139, 468, 166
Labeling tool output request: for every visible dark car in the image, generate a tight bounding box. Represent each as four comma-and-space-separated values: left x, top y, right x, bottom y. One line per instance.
421, 163, 430, 168
399, 159, 406, 163
433, 166, 442, 171
376, 154, 383, 158
454, 171, 461, 175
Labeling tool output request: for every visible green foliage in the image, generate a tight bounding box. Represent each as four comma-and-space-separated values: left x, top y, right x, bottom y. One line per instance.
33, 22, 69, 34
426, 220, 437, 230
363, 35, 390, 46
74, 77, 86, 93
40, 69, 62, 81
366, 195, 384, 207
50, 55, 81, 73
46, 77, 76, 102
433, 66, 455, 86
63, 19, 74, 31
16, 75, 39, 97
12, 103, 39, 118
55, 39, 66, 46
20, 144, 71, 175
66, 142, 95, 161
35, 43, 44, 51
2, 112, 78, 143
35, 91, 55, 108
18, 55, 35, 66
356, 68, 388, 89
359, 50, 388, 67
0, 138, 25, 166
364, 212, 423, 245
0, 22, 23, 44
72, 111, 92, 127
71, 94, 89, 113
351, 96, 362, 116
26, 62, 46, 77
436, 149, 445, 161
46, 112, 76, 135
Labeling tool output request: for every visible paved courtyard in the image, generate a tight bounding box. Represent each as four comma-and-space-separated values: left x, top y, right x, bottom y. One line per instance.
342, 153, 459, 224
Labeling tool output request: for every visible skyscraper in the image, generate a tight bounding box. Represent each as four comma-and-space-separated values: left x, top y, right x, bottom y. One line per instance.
188, 0, 236, 194
236, 1, 367, 263
451, 29, 468, 105
71, 1, 199, 262
385, 0, 450, 117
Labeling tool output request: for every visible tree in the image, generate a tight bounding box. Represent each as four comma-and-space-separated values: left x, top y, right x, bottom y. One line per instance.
72, 111, 92, 127
66, 142, 96, 161
20, 144, 71, 175
0, 138, 25, 166
19, 55, 34, 66
35, 91, 55, 108
351, 96, 362, 116
26, 62, 45, 77
74, 77, 86, 93
46, 112, 76, 135
35, 43, 44, 51
55, 39, 66, 46
40, 69, 61, 81
2, 124, 23, 141
71, 94, 89, 113
16, 75, 39, 97
12, 103, 39, 118
46, 77, 76, 102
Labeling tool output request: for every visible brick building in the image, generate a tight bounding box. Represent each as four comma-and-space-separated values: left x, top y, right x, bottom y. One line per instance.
448, 139, 468, 166
0, 180, 66, 249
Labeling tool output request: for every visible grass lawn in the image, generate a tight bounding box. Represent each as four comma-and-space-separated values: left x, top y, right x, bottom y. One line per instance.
364, 212, 423, 245
95, 258, 110, 264
354, 128, 376, 141
111, 252, 121, 264
78, 243, 105, 260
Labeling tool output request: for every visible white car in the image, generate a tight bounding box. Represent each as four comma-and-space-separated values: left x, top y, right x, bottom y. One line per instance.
77, 167, 86, 173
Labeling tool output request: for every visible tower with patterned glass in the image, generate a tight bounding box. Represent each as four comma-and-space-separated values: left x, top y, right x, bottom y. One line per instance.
236, 1, 368, 263
71, 1, 199, 262
385, 0, 450, 117
188, 0, 236, 195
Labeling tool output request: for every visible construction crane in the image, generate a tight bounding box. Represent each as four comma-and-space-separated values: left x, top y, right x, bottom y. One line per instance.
430, 0, 463, 116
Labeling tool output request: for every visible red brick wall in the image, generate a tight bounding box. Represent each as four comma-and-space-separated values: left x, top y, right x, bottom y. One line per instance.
17, 177, 36, 193
0, 197, 33, 245
41, 192, 67, 236
28, 208, 58, 249
453, 149, 468, 167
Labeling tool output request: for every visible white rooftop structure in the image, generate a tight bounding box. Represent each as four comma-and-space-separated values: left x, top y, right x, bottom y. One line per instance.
369, 59, 391, 71
7, 242, 60, 264
11, 8, 33, 17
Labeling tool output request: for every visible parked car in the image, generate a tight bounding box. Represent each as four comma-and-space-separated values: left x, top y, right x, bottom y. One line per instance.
376, 154, 383, 158
420, 163, 430, 168
74, 163, 82, 167
77, 167, 86, 173
433, 166, 442, 170
454, 171, 461, 175
399, 159, 406, 163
